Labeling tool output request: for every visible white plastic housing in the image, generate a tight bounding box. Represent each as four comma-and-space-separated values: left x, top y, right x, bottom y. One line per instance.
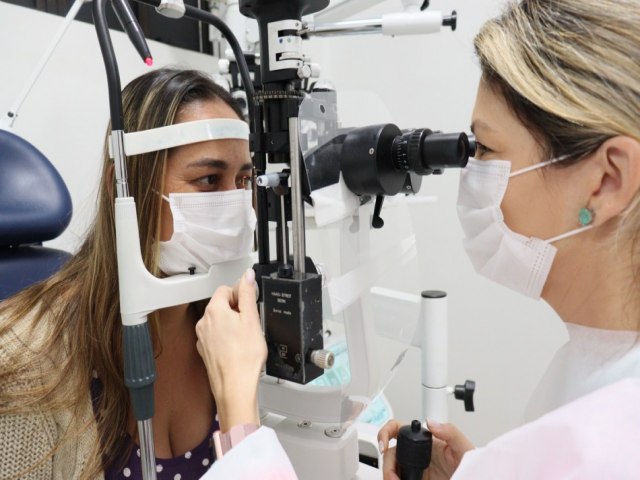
268, 19, 303, 72
419, 293, 449, 421
223, 1, 249, 52
263, 415, 359, 480
382, 11, 442, 36
115, 197, 252, 326
109, 118, 249, 158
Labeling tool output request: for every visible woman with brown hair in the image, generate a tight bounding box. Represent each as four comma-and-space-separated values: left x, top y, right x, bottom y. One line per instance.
379, 0, 640, 478
0, 67, 293, 479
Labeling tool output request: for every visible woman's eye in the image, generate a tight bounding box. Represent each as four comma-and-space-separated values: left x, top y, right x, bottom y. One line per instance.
236, 176, 251, 190
475, 142, 492, 157
196, 175, 219, 186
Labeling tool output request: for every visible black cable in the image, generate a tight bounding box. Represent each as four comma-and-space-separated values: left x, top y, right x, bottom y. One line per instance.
92, 0, 125, 131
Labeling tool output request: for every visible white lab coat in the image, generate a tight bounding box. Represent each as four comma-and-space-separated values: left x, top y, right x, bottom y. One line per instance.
452, 378, 640, 479
200, 427, 298, 479
525, 322, 640, 421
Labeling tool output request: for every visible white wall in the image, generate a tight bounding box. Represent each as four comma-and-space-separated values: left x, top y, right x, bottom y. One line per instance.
0, 0, 569, 447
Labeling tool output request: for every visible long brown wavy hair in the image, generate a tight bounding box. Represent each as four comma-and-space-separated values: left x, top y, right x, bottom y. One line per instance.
0, 68, 243, 478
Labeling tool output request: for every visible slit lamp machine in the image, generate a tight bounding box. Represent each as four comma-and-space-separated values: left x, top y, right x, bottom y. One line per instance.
5, 0, 484, 478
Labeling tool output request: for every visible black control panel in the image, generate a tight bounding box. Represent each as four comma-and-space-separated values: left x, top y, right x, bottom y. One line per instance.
263, 271, 323, 384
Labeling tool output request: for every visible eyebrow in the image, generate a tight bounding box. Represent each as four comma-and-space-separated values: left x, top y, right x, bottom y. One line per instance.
470, 120, 494, 134
187, 158, 253, 171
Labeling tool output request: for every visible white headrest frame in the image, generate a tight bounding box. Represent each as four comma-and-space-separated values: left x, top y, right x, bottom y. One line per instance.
108, 118, 249, 158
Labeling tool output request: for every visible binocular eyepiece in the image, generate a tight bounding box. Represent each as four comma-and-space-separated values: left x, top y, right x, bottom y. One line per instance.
393, 129, 471, 175
341, 124, 474, 197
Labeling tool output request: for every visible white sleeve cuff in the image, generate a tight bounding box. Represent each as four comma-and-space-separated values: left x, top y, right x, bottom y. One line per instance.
200, 426, 298, 480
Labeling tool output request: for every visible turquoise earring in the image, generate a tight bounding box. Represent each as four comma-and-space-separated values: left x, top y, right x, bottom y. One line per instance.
579, 207, 594, 226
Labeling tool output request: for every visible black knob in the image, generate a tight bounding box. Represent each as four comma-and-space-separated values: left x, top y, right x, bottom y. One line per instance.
443, 10, 457, 31
406, 129, 432, 175
397, 420, 432, 480
454, 380, 476, 412
278, 264, 294, 279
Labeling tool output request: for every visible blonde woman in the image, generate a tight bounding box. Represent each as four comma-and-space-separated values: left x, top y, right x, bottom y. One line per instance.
0, 68, 294, 479
379, 0, 640, 478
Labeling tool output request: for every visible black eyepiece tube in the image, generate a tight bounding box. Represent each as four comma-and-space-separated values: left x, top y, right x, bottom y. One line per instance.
467, 133, 477, 158
421, 132, 470, 171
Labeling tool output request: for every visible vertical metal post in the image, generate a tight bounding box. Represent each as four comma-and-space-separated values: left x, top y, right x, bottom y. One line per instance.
279, 195, 289, 263
139, 419, 157, 480
288, 117, 306, 273
111, 130, 130, 198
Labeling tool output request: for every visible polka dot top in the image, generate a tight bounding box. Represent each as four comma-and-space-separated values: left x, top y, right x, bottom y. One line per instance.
103, 427, 216, 480
91, 376, 218, 480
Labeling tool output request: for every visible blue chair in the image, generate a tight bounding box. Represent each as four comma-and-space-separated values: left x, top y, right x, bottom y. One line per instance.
0, 129, 73, 300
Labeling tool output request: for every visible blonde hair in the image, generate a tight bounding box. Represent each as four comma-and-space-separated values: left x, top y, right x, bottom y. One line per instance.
475, 0, 639, 142
474, 0, 640, 239
0, 68, 242, 478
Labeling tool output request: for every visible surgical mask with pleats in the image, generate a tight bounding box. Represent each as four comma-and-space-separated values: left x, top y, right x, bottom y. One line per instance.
456, 157, 592, 299
159, 189, 256, 275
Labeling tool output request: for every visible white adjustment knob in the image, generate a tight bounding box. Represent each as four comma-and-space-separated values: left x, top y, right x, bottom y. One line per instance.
310, 349, 335, 369
256, 173, 281, 188
308, 63, 321, 77
297, 64, 313, 79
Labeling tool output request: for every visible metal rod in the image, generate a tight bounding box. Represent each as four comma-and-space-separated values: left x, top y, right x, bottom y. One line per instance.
288, 117, 305, 273
300, 19, 383, 37
279, 195, 289, 263
111, 129, 129, 198
138, 419, 157, 480
1, 0, 87, 129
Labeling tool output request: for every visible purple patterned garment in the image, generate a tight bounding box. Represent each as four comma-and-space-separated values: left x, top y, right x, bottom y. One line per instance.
91, 376, 218, 480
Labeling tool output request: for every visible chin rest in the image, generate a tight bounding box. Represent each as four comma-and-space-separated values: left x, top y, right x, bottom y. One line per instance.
0, 129, 73, 300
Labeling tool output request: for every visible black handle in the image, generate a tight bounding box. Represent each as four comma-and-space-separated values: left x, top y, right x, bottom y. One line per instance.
397, 420, 432, 480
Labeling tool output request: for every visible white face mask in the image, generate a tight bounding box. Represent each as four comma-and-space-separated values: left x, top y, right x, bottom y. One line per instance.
456, 157, 593, 299
159, 189, 257, 275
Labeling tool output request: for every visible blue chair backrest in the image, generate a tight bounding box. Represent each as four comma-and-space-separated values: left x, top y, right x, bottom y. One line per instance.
0, 129, 73, 300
